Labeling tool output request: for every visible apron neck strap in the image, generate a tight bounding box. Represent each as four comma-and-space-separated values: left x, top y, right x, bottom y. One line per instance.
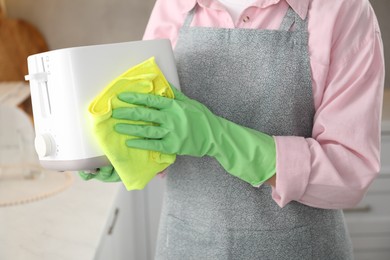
182, 5, 197, 28
279, 6, 308, 32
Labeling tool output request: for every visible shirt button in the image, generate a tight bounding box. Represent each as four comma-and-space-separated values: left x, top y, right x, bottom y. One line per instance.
243, 16, 250, 22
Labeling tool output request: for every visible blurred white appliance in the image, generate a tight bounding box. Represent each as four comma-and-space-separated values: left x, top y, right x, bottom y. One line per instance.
25, 39, 180, 171
0, 105, 37, 167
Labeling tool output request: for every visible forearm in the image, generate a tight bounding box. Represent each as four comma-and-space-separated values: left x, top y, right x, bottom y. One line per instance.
209, 116, 276, 187
271, 135, 381, 209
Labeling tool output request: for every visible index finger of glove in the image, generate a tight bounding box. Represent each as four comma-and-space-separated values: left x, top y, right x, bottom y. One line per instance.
112, 107, 165, 124
118, 92, 171, 109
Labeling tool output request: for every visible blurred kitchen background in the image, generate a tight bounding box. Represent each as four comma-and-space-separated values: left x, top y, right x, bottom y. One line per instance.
0, 0, 389, 260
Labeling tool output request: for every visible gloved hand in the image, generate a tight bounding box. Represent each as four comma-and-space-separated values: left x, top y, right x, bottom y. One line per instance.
112, 86, 276, 186
79, 165, 121, 182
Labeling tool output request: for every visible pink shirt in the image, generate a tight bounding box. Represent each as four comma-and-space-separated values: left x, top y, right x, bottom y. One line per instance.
143, 0, 385, 209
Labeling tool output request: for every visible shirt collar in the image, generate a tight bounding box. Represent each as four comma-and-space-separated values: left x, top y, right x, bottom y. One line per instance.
182, 0, 309, 20
182, 0, 224, 12
285, 0, 309, 20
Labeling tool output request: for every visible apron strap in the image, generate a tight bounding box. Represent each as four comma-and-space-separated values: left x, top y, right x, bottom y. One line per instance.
182, 5, 197, 28
279, 6, 308, 32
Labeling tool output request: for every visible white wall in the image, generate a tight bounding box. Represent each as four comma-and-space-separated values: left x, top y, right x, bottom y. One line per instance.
5, 0, 156, 49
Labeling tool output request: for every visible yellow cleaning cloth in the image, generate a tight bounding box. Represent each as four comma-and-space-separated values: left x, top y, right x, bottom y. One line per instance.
89, 57, 176, 190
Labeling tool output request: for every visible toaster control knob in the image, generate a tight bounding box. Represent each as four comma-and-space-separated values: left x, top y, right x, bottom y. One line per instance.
35, 134, 55, 157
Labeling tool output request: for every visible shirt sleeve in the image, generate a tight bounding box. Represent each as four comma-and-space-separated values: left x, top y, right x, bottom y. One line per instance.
272, 1, 385, 209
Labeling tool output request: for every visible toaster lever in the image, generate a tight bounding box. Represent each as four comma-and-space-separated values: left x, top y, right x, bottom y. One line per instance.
26, 71, 52, 116
25, 72, 48, 82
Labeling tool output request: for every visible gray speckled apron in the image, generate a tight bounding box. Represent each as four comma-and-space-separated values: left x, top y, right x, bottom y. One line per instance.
155, 6, 353, 260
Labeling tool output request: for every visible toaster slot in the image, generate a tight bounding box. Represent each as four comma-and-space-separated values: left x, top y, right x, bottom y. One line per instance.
39, 57, 52, 116
25, 57, 52, 117
38, 80, 51, 117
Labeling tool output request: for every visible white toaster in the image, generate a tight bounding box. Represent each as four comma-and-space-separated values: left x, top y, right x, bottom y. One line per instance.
25, 39, 180, 171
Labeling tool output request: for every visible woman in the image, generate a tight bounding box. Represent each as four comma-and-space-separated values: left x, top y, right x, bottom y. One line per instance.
83, 0, 385, 258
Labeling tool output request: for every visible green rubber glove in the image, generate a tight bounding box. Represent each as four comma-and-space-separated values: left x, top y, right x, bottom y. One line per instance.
112, 86, 276, 186
79, 165, 121, 182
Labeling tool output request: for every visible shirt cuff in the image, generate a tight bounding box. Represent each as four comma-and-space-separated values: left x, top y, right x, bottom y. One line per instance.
271, 136, 311, 207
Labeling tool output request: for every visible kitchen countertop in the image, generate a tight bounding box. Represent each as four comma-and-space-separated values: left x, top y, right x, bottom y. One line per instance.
0, 173, 121, 260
